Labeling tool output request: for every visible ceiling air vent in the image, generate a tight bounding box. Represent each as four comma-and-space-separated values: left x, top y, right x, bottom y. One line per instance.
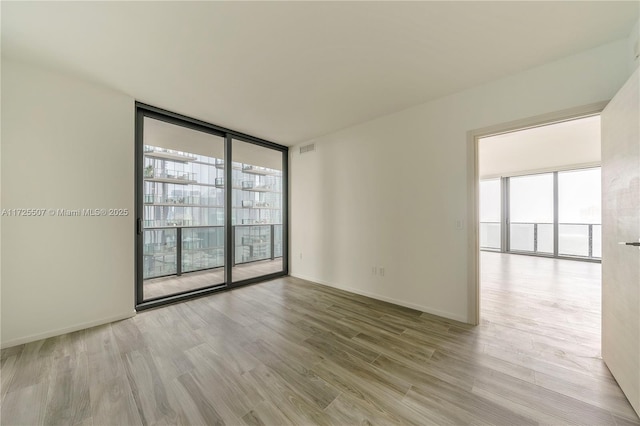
299, 143, 315, 154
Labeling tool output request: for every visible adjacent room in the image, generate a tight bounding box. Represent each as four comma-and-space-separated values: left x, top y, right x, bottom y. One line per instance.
1, 2, 639, 425
478, 116, 611, 420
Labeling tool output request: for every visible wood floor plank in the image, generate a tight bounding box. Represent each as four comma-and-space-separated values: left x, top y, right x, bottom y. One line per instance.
1, 383, 49, 426
89, 374, 142, 426
472, 367, 617, 424
326, 305, 406, 335
240, 400, 295, 426
175, 372, 228, 425
184, 343, 264, 419
120, 348, 180, 425
303, 331, 380, 364
297, 312, 361, 339
372, 353, 475, 394
351, 330, 436, 365
5, 340, 53, 392
407, 378, 538, 426
245, 323, 326, 366
312, 356, 411, 405
0, 351, 20, 400
85, 324, 127, 382
323, 393, 398, 426
471, 385, 578, 425
313, 358, 434, 426
402, 387, 478, 425
244, 364, 334, 426
43, 352, 91, 425
241, 339, 340, 410
533, 368, 639, 420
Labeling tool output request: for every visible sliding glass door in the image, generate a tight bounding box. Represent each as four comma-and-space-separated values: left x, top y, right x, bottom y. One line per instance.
140, 116, 226, 302
136, 105, 288, 309
231, 139, 285, 282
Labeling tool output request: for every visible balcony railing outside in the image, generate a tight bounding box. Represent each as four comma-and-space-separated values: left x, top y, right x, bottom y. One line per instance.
144, 167, 197, 182
480, 221, 501, 250
143, 224, 283, 279
510, 222, 554, 254
144, 193, 222, 206
144, 146, 197, 161
480, 221, 601, 259
559, 223, 601, 258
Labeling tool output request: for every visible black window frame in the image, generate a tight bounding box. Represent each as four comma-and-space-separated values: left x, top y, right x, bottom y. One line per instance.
135, 102, 289, 311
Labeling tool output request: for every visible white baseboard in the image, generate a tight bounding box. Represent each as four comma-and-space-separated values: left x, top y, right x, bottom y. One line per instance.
290, 273, 469, 324
1, 310, 136, 349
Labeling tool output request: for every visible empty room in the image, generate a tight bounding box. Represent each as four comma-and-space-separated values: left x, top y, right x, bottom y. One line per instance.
1, 2, 639, 425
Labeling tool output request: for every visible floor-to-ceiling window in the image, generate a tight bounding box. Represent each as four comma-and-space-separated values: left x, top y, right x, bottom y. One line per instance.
479, 167, 601, 261
135, 104, 288, 309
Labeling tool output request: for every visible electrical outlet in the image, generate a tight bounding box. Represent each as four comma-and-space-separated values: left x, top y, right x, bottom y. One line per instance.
456, 219, 464, 230
372, 266, 377, 275
379, 267, 385, 277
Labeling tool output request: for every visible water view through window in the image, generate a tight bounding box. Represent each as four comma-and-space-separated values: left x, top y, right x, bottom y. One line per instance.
479, 167, 601, 260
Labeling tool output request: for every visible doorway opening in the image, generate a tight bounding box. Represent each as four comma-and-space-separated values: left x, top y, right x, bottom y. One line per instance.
474, 111, 603, 361
479, 116, 602, 261
468, 76, 640, 421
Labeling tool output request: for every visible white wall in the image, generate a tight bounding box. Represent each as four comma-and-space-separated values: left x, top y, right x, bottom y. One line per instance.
479, 115, 601, 179
290, 39, 630, 323
628, 18, 640, 73
1, 59, 135, 347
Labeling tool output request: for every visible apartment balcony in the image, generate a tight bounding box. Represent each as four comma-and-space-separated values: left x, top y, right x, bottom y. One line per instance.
144, 167, 197, 184
144, 146, 197, 162
143, 193, 223, 207
143, 224, 283, 279
241, 164, 280, 176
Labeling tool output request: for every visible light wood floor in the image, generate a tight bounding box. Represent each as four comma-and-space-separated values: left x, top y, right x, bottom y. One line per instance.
144, 258, 284, 300
2, 252, 638, 425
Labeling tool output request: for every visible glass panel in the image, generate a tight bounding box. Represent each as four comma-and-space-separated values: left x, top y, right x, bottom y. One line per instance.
232, 139, 284, 282
592, 225, 602, 258
559, 168, 601, 258
182, 227, 224, 273
559, 224, 589, 257
274, 224, 283, 258
480, 179, 501, 249
480, 223, 501, 249
510, 223, 534, 252
142, 117, 225, 301
537, 223, 554, 254
509, 173, 554, 253
235, 225, 272, 263
143, 228, 177, 278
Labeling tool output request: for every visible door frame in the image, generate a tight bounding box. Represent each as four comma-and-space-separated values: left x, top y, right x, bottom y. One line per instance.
466, 101, 608, 325
135, 102, 290, 311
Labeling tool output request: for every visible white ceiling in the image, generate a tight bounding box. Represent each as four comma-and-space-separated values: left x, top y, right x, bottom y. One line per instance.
479, 115, 601, 178
2, 1, 638, 146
